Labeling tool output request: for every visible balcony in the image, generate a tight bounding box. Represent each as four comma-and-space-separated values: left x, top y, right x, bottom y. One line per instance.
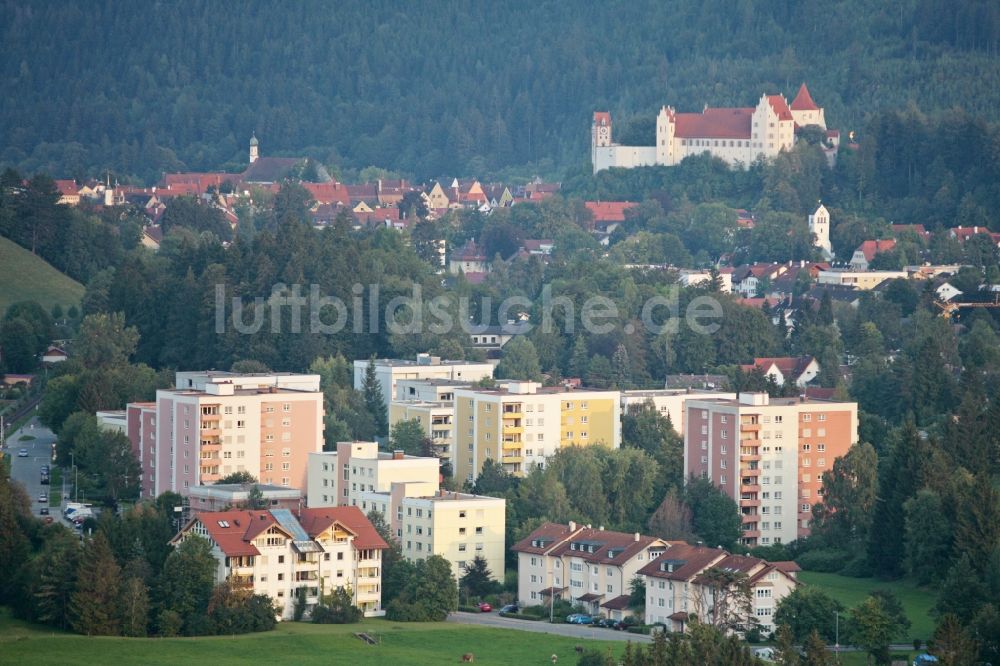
230, 575, 254, 588
200, 427, 221, 438
739, 497, 761, 507
740, 467, 760, 477
740, 421, 761, 432
741, 529, 761, 539
740, 483, 760, 492
502, 455, 523, 464
741, 513, 759, 524
502, 407, 523, 418
502, 440, 522, 450
201, 413, 220, 423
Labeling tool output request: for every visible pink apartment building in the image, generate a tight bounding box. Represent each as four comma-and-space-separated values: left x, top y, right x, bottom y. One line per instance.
127, 372, 324, 499
684, 393, 858, 547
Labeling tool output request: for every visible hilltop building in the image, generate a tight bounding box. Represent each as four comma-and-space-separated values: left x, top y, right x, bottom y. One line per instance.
592, 84, 836, 173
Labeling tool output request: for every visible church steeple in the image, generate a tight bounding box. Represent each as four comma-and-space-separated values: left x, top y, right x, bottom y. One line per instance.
249, 133, 259, 164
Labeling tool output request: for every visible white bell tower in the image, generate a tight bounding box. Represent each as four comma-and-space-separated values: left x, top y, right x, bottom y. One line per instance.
809, 203, 832, 258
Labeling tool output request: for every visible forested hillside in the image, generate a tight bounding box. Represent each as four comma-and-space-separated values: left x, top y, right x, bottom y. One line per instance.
2, 0, 999, 182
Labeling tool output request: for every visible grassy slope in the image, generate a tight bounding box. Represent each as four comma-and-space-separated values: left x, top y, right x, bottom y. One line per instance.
799, 571, 935, 642
0, 609, 627, 666
0, 236, 84, 316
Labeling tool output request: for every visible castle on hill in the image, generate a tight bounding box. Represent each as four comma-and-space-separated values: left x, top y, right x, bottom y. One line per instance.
592, 84, 839, 174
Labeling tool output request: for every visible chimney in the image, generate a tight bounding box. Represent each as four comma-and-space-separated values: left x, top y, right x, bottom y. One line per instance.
568, 521, 576, 531
393, 450, 404, 460
634, 532, 640, 542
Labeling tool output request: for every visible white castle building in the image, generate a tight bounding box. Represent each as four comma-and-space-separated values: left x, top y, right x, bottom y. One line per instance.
592, 84, 836, 173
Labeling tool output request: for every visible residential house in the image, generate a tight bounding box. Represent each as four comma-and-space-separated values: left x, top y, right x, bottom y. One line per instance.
739, 356, 819, 389
170, 506, 387, 618
935, 282, 963, 302
54, 180, 80, 206
423, 182, 450, 211
41, 346, 68, 364
849, 240, 896, 271
584, 201, 635, 242
817, 269, 908, 290
449, 238, 489, 276
513, 521, 668, 620
640, 545, 798, 635
732, 264, 789, 298
949, 226, 1000, 246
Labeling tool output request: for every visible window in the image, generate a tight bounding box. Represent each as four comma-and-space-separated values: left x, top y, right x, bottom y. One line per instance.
458, 544, 467, 552
818, 414, 826, 421
818, 458, 826, 467
817, 443, 826, 452
802, 429, 811, 438
236, 420, 245, 429
802, 414, 811, 422
801, 504, 810, 513
283, 403, 291, 412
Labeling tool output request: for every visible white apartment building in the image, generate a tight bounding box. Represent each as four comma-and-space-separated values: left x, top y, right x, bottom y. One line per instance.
640, 545, 799, 636
306, 441, 439, 508
513, 522, 668, 620
394, 377, 470, 402
816, 269, 908, 290
170, 506, 388, 618
389, 400, 455, 463
353, 353, 493, 412
127, 372, 324, 499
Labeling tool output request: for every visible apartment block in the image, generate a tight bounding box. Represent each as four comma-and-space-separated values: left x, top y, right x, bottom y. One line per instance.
684, 392, 858, 546
621, 389, 736, 436
353, 353, 493, 412
640, 544, 799, 635
513, 522, 668, 620
394, 377, 471, 402
306, 441, 440, 509
170, 506, 387, 618
389, 400, 455, 463
187, 483, 302, 515
126, 372, 324, 499
453, 382, 621, 482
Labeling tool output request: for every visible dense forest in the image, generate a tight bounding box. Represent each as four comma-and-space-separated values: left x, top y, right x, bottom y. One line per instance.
2, 0, 1000, 182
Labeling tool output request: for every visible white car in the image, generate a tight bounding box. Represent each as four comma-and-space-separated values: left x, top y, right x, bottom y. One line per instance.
37, 493, 48, 503
18, 448, 28, 457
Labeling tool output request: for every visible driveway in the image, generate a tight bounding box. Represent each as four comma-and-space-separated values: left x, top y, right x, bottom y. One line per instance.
447, 612, 652, 643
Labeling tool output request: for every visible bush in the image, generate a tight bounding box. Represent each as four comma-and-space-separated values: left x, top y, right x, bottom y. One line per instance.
796, 549, 851, 573
157, 609, 182, 637
627, 624, 654, 635
311, 587, 363, 624
458, 605, 481, 613
839, 553, 874, 577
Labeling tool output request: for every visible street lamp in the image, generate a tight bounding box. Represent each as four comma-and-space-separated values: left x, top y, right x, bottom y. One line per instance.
834, 610, 840, 662
70, 452, 79, 503
548, 570, 555, 623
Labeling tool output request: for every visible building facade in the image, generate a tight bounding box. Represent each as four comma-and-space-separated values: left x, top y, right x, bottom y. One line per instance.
126, 372, 324, 499
593, 84, 829, 173
353, 354, 493, 412
170, 506, 387, 619
640, 545, 799, 635
306, 441, 440, 509
684, 393, 858, 546
389, 400, 455, 463
621, 390, 736, 438
453, 382, 621, 482
513, 522, 668, 620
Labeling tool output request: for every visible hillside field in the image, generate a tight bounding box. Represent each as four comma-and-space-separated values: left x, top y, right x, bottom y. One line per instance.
0, 608, 627, 666
0, 236, 83, 316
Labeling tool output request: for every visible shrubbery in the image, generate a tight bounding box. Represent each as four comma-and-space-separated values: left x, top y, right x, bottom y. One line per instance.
311, 587, 362, 624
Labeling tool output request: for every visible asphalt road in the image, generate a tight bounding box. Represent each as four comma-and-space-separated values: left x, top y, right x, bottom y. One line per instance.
447, 611, 652, 643
5, 416, 57, 519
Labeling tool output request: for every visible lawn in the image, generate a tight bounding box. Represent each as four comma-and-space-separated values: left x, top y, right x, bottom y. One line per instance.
0, 608, 627, 665
799, 571, 936, 642
49, 467, 62, 504
0, 235, 84, 315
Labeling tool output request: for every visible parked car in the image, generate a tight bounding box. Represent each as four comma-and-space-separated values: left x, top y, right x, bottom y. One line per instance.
40, 474, 50, 485
598, 618, 625, 630
39, 507, 49, 516
499, 604, 519, 614
37, 493, 47, 503
40, 464, 49, 472
477, 602, 492, 612
18, 448, 28, 457
566, 614, 593, 624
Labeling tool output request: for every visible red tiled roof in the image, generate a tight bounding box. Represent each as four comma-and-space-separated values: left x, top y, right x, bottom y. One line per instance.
950, 226, 1000, 243
593, 112, 611, 125
790, 84, 819, 111
638, 543, 728, 581
773, 561, 802, 574
742, 356, 816, 382
855, 239, 896, 262
54, 179, 78, 196
674, 108, 754, 139
302, 182, 350, 205
767, 95, 794, 121
298, 506, 388, 550
600, 594, 632, 611
511, 522, 583, 555
548, 527, 664, 566
191, 510, 283, 557
585, 201, 635, 222
804, 387, 836, 400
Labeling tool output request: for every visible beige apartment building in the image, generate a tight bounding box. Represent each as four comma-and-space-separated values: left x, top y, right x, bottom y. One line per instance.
453, 382, 621, 483
388, 400, 455, 463
127, 372, 324, 499
306, 441, 439, 508
684, 393, 858, 547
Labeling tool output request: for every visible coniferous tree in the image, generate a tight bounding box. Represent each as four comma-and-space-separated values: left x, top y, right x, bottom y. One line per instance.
802, 629, 832, 666
33, 530, 81, 630
569, 335, 590, 379
70, 533, 122, 636
362, 356, 388, 436
459, 555, 497, 599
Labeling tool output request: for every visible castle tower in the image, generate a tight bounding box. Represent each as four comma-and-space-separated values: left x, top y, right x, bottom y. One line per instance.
809, 203, 832, 258
655, 106, 676, 166
789, 83, 826, 130
249, 133, 259, 164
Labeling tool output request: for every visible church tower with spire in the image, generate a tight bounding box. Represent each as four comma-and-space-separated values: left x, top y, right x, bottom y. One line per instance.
249, 133, 259, 164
